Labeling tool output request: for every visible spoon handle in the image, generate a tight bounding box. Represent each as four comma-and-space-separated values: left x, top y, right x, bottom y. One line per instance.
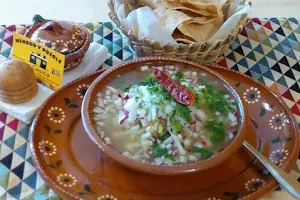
243, 141, 300, 199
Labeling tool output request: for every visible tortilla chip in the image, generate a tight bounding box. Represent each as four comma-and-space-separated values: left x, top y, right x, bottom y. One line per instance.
181, 10, 222, 24
162, 0, 222, 17
173, 29, 196, 43
154, 6, 191, 35
176, 16, 224, 43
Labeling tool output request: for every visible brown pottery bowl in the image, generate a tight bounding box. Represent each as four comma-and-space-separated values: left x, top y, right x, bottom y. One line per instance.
82, 57, 249, 175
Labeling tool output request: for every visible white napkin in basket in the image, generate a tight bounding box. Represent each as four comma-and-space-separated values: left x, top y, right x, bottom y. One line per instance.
0, 42, 109, 124
114, 0, 178, 45
208, 1, 251, 42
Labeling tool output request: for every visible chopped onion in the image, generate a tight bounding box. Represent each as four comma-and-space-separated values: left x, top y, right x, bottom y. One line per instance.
137, 109, 146, 117
119, 110, 129, 125
186, 77, 197, 85
227, 132, 234, 140
141, 65, 149, 71
124, 99, 137, 123
177, 134, 183, 140
183, 71, 191, 76
158, 108, 164, 117
145, 126, 155, 134
169, 130, 186, 155
230, 121, 238, 127
194, 142, 204, 148
157, 66, 163, 71
188, 155, 197, 162
179, 156, 187, 163
164, 104, 174, 115
198, 85, 206, 90
163, 136, 173, 144
140, 118, 148, 127
174, 116, 187, 125
166, 143, 172, 149
167, 117, 171, 127
150, 105, 157, 121
224, 94, 230, 99
141, 132, 152, 140
154, 157, 164, 165
123, 151, 130, 157
228, 113, 237, 123
147, 110, 152, 122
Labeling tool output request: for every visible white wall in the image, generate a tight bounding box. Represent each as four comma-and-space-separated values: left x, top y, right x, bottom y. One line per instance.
0, 0, 299, 25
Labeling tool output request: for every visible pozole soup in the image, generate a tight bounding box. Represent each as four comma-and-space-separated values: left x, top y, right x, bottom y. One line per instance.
92, 65, 240, 166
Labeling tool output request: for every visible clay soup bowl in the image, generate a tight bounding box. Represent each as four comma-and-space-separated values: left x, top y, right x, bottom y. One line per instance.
82, 57, 249, 175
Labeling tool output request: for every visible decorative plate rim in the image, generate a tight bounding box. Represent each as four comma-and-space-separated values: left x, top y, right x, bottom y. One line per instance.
30, 69, 106, 200
30, 57, 300, 200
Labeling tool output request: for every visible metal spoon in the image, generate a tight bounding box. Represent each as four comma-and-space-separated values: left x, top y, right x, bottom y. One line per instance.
243, 141, 300, 199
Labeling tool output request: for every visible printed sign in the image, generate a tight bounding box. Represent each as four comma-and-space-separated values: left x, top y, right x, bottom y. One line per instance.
11, 33, 65, 90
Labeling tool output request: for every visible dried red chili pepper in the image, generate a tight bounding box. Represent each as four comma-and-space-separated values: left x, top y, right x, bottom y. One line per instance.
153, 67, 195, 105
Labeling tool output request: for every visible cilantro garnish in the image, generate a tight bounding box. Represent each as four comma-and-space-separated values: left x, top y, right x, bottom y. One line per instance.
175, 71, 183, 81
174, 104, 192, 122
192, 147, 214, 159
205, 118, 225, 144
160, 131, 171, 141
152, 141, 169, 157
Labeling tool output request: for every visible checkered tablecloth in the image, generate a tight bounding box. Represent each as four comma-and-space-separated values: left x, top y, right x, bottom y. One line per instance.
0, 18, 299, 200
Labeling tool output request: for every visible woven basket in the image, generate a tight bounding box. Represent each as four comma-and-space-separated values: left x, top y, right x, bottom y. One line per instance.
108, 0, 250, 63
